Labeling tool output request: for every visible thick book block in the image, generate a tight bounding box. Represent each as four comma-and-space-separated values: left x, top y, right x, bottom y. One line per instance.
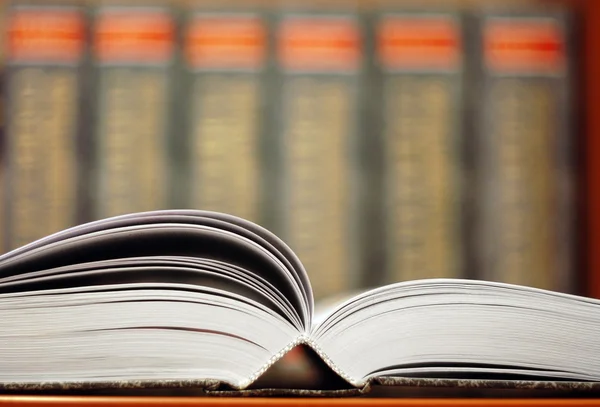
4, 4, 85, 251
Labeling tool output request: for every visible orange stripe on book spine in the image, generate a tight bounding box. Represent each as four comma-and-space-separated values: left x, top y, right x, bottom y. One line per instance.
95, 11, 174, 63
7, 9, 84, 63
185, 16, 265, 69
484, 19, 565, 74
377, 16, 460, 70
279, 18, 360, 71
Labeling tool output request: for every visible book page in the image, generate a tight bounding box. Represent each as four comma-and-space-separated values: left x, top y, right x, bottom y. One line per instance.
0, 211, 313, 330
312, 289, 369, 327
310, 279, 600, 386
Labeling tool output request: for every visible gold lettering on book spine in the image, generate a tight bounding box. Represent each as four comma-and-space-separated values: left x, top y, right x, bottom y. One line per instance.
9, 68, 78, 248
284, 77, 350, 300
491, 80, 553, 289
10, 69, 39, 248
97, 70, 168, 218
191, 75, 260, 222
134, 71, 167, 212
385, 77, 459, 282
99, 70, 131, 217
45, 71, 78, 234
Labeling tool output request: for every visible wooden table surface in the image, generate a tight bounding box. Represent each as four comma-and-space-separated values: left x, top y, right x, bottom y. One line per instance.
0, 398, 600, 407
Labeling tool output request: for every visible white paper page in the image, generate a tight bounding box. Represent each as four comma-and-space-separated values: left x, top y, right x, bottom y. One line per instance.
0, 285, 299, 388
310, 279, 600, 386
0, 210, 313, 322
0, 210, 313, 326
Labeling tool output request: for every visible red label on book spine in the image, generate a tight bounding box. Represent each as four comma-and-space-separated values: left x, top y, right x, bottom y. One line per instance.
484, 18, 565, 74
95, 10, 174, 64
377, 16, 460, 71
279, 17, 360, 72
7, 9, 84, 63
185, 15, 265, 70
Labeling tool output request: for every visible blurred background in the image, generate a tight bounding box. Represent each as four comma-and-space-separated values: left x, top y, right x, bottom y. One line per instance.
0, 0, 597, 309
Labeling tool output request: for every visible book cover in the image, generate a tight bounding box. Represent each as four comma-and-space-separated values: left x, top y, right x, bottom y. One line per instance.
474, 9, 575, 292
180, 3, 267, 225
273, 5, 363, 299
91, 3, 175, 219
4, 3, 85, 250
373, 9, 466, 283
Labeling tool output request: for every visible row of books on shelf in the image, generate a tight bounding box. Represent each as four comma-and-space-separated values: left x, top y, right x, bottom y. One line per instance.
0, 0, 578, 299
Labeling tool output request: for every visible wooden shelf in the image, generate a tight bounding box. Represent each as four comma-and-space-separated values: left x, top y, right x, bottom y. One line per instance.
581, 0, 600, 298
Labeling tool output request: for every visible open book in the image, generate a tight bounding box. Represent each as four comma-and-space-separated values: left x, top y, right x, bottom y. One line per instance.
1, 210, 599, 395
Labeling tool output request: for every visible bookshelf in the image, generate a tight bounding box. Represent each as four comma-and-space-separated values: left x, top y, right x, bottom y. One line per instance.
582, 0, 600, 299
554, 0, 600, 298
541, 0, 600, 298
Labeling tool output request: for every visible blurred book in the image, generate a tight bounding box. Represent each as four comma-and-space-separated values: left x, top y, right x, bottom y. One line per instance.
273, 4, 364, 300
181, 3, 267, 224
91, 4, 175, 219
373, 8, 466, 284
4, 4, 85, 250
473, 8, 575, 291
0, 1, 6, 254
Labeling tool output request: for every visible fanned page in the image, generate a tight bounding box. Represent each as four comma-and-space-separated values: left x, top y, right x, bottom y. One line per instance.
1, 210, 600, 391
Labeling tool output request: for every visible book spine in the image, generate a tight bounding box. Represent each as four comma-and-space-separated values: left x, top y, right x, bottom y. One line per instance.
91, 4, 174, 219
475, 10, 574, 291
182, 6, 266, 224
274, 9, 363, 299
4, 4, 85, 250
375, 10, 466, 282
